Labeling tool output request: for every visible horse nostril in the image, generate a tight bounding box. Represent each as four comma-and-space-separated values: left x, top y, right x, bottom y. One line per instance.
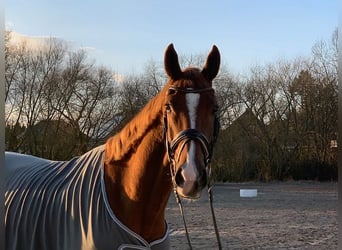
175, 168, 185, 187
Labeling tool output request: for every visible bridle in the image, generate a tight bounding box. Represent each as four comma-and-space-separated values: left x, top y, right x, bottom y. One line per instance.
164, 87, 219, 167
163, 86, 222, 250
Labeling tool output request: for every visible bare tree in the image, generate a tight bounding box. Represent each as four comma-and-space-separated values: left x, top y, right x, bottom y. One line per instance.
213, 66, 243, 128
5, 34, 121, 159
5, 34, 66, 153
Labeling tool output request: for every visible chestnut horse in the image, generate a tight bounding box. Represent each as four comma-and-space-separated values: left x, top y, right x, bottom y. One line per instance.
5, 44, 220, 250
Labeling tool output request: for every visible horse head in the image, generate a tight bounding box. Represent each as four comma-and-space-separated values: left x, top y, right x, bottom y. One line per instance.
163, 44, 220, 199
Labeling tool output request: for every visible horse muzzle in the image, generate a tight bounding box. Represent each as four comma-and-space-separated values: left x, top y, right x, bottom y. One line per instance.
174, 162, 208, 199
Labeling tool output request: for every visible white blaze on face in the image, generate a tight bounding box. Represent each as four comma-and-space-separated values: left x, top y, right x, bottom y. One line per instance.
184, 93, 200, 181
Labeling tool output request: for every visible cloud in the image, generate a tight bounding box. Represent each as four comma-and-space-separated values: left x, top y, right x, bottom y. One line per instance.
6, 30, 127, 80
7, 31, 56, 51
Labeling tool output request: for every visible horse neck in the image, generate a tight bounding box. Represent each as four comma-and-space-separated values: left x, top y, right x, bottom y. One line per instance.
104, 88, 172, 242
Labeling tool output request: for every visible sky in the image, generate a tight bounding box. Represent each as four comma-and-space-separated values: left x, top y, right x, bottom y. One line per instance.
5, 0, 338, 76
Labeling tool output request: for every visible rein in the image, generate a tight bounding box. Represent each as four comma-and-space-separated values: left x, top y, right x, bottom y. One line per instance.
163, 87, 222, 250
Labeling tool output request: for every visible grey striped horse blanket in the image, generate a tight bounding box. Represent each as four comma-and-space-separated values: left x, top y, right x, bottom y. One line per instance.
5, 145, 170, 250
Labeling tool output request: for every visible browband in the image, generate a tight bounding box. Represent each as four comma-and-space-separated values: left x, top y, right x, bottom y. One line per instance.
168, 87, 214, 93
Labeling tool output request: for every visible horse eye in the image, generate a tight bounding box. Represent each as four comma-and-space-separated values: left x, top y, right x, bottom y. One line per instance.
168, 88, 177, 95
165, 104, 172, 112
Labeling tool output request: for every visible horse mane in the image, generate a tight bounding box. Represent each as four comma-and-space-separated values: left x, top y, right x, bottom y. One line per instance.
104, 85, 169, 164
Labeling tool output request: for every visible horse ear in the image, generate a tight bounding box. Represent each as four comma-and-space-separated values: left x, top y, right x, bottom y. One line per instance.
202, 45, 220, 82
164, 43, 182, 80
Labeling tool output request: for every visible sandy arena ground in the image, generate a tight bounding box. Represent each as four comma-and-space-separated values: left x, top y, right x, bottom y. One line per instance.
165, 181, 337, 249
